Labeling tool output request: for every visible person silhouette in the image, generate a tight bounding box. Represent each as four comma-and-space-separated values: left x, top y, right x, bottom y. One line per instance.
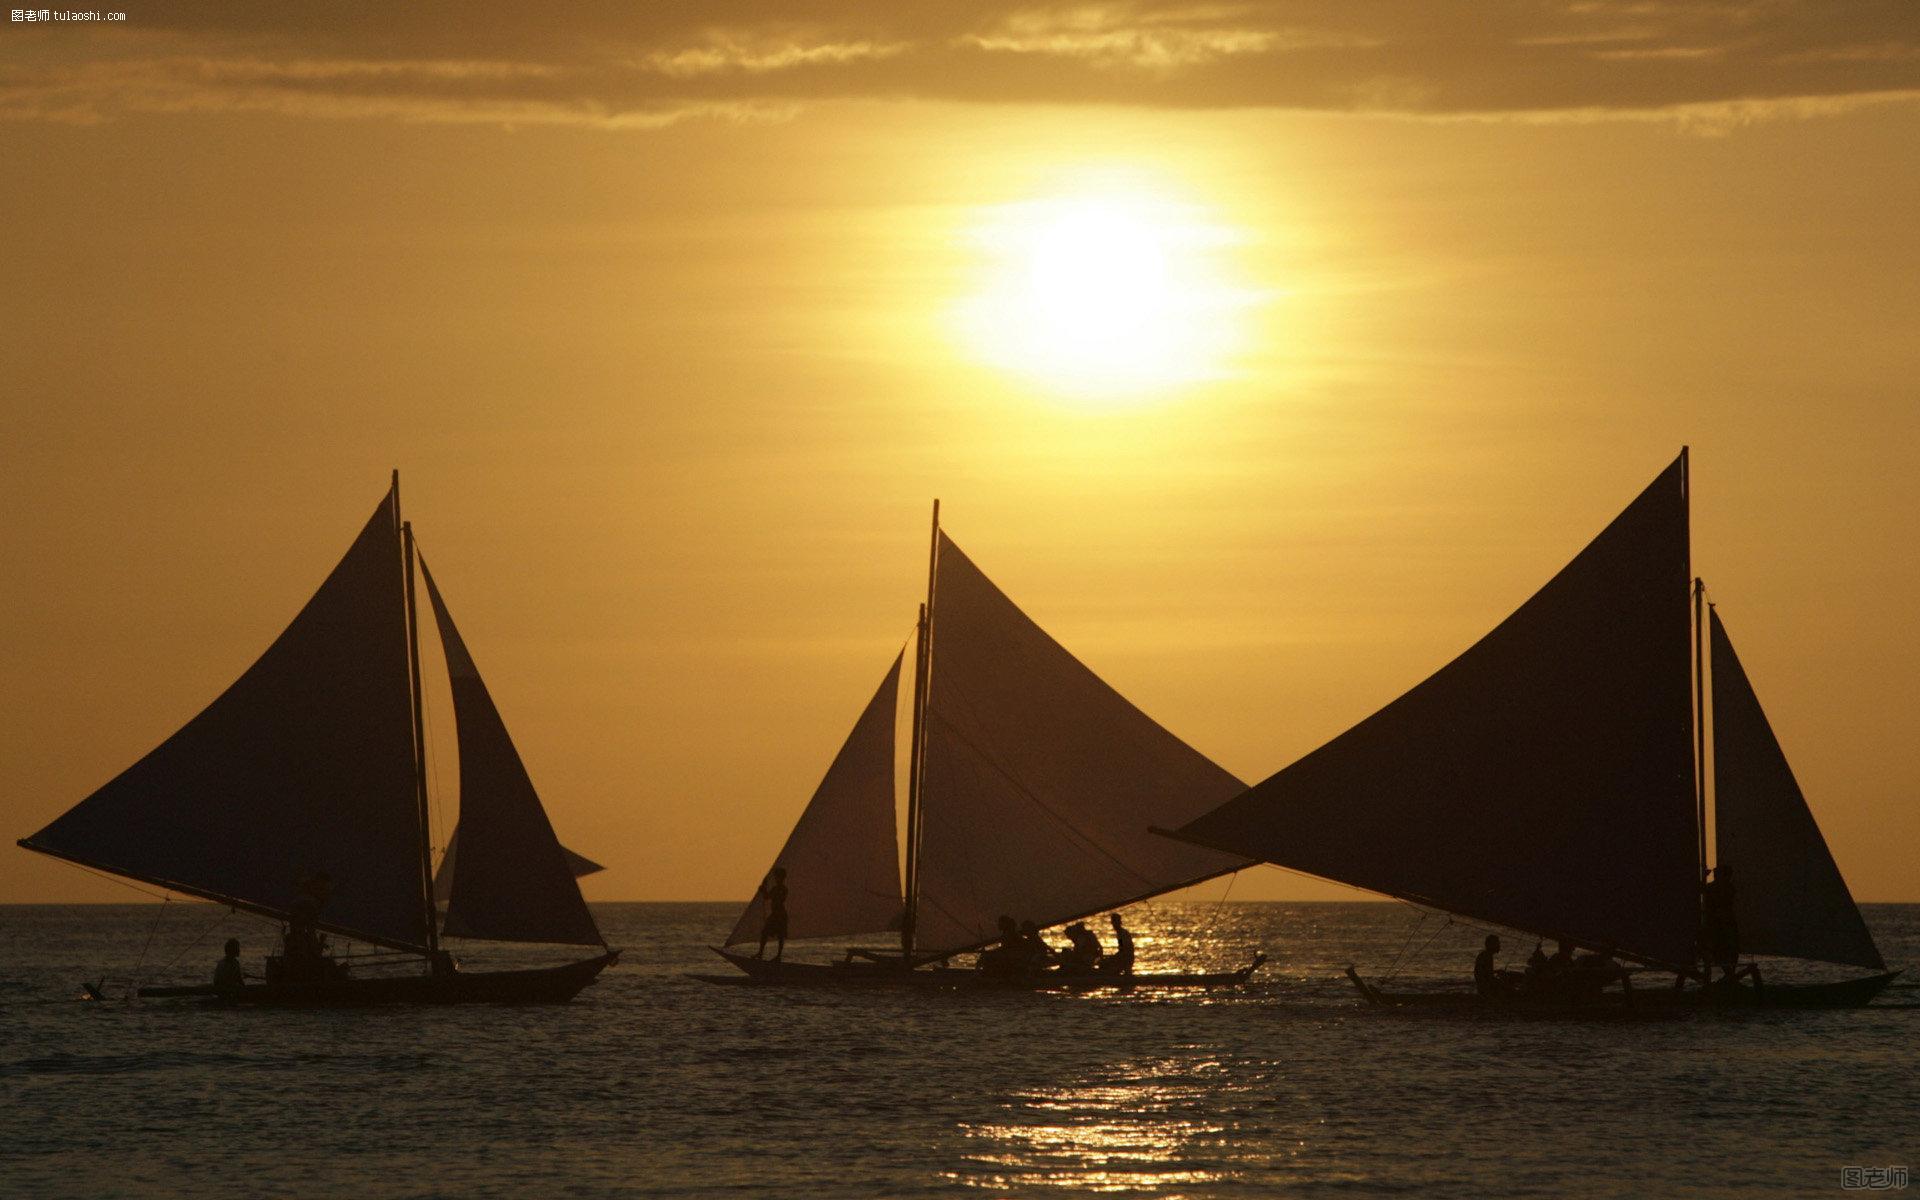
755, 866, 790, 961
213, 938, 244, 995
1702, 866, 1740, 981
978, 915, 1022, 974
1059, 923, 1102, 973
281, 870, 332, 983
1473, 933, 1520, 998
1097, 913, 1135, 977
1017, 920, 1054, 969
1701, 866, 1762, 993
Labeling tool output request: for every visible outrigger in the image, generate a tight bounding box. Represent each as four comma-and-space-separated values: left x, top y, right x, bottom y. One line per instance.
1342, 965, 1896, 1012
696, 947, 1265, 991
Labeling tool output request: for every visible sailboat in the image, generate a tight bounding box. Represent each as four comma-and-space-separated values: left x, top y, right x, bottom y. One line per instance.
17, 475, 618, 1004
1157, 449, 1897, 1010
700, 504, 1266, 989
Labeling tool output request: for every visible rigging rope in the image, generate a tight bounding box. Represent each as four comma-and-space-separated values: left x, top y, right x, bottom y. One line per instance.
1381, 911, 1455, 986
126, 895, 172, 993
1379, 909, 1426, 984
154, 904, 245, 976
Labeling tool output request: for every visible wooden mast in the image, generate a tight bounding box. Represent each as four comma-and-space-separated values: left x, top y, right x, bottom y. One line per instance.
1682, 446, 1710, 979
397, 472, 443, 971
1693, 577, 1709, 879
1692, 573, 1710, 979
900, 499, 940, 963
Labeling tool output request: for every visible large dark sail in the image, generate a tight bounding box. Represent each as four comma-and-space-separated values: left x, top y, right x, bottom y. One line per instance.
1711, 611, 1883, 971
1169, 455, 1701, 969
420, 559, 602, 947
727, 653, 905, 946
914, 534, 1250, 958
20, 491, 429, 951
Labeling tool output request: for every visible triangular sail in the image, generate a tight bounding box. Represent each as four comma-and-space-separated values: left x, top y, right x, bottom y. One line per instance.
420, 559, 603, 947
432, 827, 604, 906
1169, 455, 1701, 970
727, 652, 905, 946
1711, 611, 1884, 970
19, 492, 430, 951
913, 535, 1251, 958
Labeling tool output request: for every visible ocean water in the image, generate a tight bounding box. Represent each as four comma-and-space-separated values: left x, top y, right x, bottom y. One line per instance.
1, 901, 1914, 1199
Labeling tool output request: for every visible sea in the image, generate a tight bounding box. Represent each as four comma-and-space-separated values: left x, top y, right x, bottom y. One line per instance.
2, 902, 1914, 1199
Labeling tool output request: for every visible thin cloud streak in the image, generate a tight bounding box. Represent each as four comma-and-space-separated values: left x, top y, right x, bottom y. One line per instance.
3, 1, 1917, 127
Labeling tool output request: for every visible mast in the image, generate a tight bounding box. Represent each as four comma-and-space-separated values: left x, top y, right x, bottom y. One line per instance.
1693, 576, 1709, 887
900, 499, 939, 961
398, 474, 442, 968
1692, 574, 1710, 979
1683, 445, 1710, 979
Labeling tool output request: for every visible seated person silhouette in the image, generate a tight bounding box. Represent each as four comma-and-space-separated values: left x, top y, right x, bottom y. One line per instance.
1473, 934, 1522, 998
213, 938, 245, 996
978, 915, 1023, 974
1018, 920, 1055, 970
277, 870, 338, 984
1058, 923, 1103, 974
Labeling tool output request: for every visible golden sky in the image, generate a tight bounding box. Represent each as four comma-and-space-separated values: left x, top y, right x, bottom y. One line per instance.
4, 3, 1917, 905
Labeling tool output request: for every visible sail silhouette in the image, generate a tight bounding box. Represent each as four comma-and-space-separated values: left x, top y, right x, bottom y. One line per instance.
20, 492, 429, 951
1170, 455, 1698, 968
726, 652, 905, 947
1711, 610, 1883, 970
432, 829, 603, 907
913, 535, 1250, 956
18, 478, 615, 1002
724, 513, 1252, 972
1166, 450, 1889, 991
420, 558, 603, 947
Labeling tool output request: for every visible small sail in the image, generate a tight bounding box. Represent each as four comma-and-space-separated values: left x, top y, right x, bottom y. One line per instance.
420, 559, 603, 947
913, 535, 1250, 958
19, 491, 430, 951
1711, 612, 1884, 970
727, 653, 905, 946
432, 827, 605, 906
1168, 455, 1702, 970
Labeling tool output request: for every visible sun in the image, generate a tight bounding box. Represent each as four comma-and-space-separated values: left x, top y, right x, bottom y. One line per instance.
953, 185, 1254, 402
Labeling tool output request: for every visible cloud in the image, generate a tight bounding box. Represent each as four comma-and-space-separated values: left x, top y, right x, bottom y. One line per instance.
3, 0, 1916, 128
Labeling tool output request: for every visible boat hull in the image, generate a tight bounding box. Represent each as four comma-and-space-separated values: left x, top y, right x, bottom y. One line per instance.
138, 951, 618, 1006
1345, 966, 1900, 1012
697, 946, 1262, 990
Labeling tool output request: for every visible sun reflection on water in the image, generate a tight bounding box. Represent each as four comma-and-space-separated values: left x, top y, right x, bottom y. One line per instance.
950, 1057, 1242, 1193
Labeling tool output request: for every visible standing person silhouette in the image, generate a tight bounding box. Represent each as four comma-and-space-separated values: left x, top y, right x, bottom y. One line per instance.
1097, 913, 1135, 977
1702, 866, 1740, 981
755, 866, 790, 961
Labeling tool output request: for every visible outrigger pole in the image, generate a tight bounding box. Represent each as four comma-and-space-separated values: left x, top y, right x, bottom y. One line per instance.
396, 470, 443, 971
901, 500, 939, 963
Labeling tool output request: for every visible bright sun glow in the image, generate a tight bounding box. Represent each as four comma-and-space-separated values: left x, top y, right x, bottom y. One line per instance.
954, 185, 1256, 402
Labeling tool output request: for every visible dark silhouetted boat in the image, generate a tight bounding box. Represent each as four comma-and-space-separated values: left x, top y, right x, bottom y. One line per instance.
699, 503, 1263, 990
18, 475, 616, 1004
1158, 450, 1897, 1010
